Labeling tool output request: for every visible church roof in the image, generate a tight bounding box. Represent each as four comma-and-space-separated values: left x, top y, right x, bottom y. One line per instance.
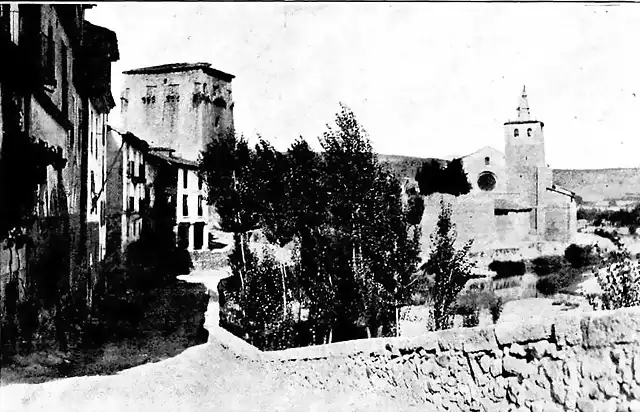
460, 146, 503, 159
547, 185, 577, 199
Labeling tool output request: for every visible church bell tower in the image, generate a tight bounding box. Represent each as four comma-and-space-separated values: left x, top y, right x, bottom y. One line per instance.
504, 86, 546, 168
504, 86, 551, 237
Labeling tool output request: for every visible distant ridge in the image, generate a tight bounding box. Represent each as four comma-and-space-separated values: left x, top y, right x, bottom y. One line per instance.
379, 154, 640, 205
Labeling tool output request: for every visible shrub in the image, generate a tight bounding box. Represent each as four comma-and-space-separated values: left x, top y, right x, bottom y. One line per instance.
491, 277, 521, 290
488, 260, 526, 279
590, 248, 640, 310
595, 228, 621, 247
531, 255, 565, 276
462, 308, 480, 328
564, 244, 592, 269
489, 297, 504, 324
535, 267, 582, 296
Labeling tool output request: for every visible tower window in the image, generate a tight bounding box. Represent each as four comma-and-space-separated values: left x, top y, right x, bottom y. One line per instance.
183, 169, 188, 188
484, 157, 490, 166
527, 128, 532, 137
514, 129, 519, 137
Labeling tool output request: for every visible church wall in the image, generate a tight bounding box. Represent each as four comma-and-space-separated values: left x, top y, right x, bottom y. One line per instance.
420, 193, 496, 258
543, 190, 577, 243
495, 212, 531, 245
461, 148, 507, 194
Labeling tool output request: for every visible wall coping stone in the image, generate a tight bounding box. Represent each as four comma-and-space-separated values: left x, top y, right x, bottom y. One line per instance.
243, 306, 640, 362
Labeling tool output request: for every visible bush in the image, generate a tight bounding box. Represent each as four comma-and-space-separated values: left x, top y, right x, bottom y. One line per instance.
591, 249, 640, 310
535, 267, 582, 296
564, 244, 592, 269
595, 228, 621, 247
488, 260, 526, 279
531, 255, 565, 276
489, 297, 504, 324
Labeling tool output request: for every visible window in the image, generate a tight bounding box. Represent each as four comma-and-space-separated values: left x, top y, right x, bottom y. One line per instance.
198, 175, 203, 190
143, 86, 156, 104
9, 3, 19, 45
166, 84, 180, 102
45, 25, 56, 84
197, 195, 203, 216
90, 171, 95, 194
527, 128, 532, 137
514, 129, 519, 137
215, 116, 220, 127
477, 172, 497, 192
182, 194, 189, 216
183, 169, 188, 188
61, 43, 68, 117
69, 96, 75, 148
128, 196, 135, 212
484, 156, 490, 166
203, 83, 207, 93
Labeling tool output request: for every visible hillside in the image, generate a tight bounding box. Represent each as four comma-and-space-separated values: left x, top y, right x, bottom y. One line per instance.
379, 154, 640, 205
379, 154, 447, 181
553, 168, 640, 204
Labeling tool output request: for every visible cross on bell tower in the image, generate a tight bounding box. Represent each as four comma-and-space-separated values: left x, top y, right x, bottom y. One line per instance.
517, 85, 531, 121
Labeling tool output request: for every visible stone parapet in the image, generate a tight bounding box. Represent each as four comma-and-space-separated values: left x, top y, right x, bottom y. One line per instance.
225, 306, 640, 411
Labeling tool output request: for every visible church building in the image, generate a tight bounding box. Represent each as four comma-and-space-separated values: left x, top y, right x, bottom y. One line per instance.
421, 87, 578, 254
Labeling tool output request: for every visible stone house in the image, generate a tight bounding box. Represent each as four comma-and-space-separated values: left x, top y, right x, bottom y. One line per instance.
0, 5, 118, 310
105, 126, 153, 256
147, 148, 210, 251
105, 127, 212, 258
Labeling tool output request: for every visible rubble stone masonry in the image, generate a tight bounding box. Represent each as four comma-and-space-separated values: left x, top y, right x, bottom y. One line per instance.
242, 306, 640, 411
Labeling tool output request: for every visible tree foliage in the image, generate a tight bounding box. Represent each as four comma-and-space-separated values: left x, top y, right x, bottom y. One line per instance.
421, 200, 475, 330
201, 103, 423, 346
415, 157, 472, 197
589, 246, 640, 311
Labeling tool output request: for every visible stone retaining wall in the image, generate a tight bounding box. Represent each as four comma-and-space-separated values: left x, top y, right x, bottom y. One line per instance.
249, 306, 640, 411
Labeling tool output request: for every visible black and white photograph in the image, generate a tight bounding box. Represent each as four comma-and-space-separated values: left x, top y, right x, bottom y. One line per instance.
1, 2, 640, 411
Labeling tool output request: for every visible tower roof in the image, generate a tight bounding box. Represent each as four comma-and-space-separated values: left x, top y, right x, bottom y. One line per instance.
123, 62, 235, 82
517, 85, 531, 121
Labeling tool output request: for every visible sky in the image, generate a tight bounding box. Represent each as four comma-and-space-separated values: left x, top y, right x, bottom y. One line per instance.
86, 3, 640, 170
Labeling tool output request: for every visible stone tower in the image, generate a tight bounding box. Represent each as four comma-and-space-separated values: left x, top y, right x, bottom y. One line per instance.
120, 63, 235, 162
504, 86, 552, 236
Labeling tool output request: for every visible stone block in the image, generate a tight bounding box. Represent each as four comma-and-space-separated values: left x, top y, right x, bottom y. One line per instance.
529, 340, 554, 359
509, 343, 527, 357
630, 400, 640, 412
495, 319, 552, 346
582, 307, 640, 348
437, 326, 498, 353
503, 355, 536, 378
411, 333, 439, 353
554, 312, 582, 347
